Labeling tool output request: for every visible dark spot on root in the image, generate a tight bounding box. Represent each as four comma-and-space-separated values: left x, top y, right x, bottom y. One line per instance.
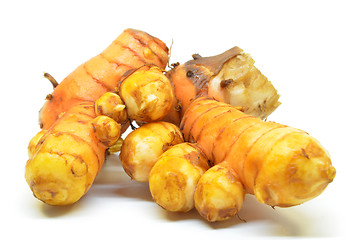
186, 70, 194, 78
174, 100, 182, 112
220, 79, 233, 88
45, 94, 53, 100
301, 148, 310, 159
171, 62, 180, 68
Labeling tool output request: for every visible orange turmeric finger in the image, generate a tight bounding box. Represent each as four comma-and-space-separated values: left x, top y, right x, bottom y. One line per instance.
26, 29, 169, 205
25, 102, 104, 205
39, 29, 169, 130
182, 97, 336, 208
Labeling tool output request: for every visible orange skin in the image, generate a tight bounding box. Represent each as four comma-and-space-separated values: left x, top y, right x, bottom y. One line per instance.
164, 47, 242, 125
40, 28, 169, 130
181, 97, 336, 207
26, 29, 169, 205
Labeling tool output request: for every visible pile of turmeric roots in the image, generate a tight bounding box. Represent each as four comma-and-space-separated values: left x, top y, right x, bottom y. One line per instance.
26, 29, 336, 222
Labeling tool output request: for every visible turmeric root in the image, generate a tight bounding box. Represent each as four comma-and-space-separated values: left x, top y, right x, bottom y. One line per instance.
25, 29, 169, 205
149, 143, 209, 212
164, 47, 280, 125
26, 28, 335, 225
194, 161, 244, 222
119, 65, 174, 123
91, 115, 121, 147
181, 97, 335, 220
39, 29, 169, 130
26, 103, 106, 205
120, 121, 183, 182
95, 92, 128, 125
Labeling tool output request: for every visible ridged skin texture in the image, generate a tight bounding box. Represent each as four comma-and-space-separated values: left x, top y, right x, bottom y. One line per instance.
181, 98, 336, 208
26, 29, 169, 205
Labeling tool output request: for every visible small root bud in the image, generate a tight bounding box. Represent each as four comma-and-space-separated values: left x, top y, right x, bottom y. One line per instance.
45, 94, 53, 101
114, 104, 126, 112
43, 72, 59, 89
95, 92, 128, 124
91, 115, 121, 147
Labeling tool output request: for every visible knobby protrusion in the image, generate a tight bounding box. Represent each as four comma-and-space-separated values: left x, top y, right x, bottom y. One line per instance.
192, 53, 202, 60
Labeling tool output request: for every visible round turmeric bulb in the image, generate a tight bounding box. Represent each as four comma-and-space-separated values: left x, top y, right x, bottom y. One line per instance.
91, 115, 121, 147
120, 66, 174, 122
95, 92, 128, 124
120, 121, 183, 182
149, 143, 209, 212
194, 162, 245, 222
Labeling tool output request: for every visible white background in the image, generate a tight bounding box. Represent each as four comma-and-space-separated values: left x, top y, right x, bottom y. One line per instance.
1, 0, 361, 239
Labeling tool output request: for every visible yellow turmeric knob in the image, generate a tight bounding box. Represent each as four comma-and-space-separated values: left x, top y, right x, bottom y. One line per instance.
149, 143, 209, 212
120, 66, 174, 123
91, 115, 121, 147
194, 162, 245, 222
95, 92, 128, 124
